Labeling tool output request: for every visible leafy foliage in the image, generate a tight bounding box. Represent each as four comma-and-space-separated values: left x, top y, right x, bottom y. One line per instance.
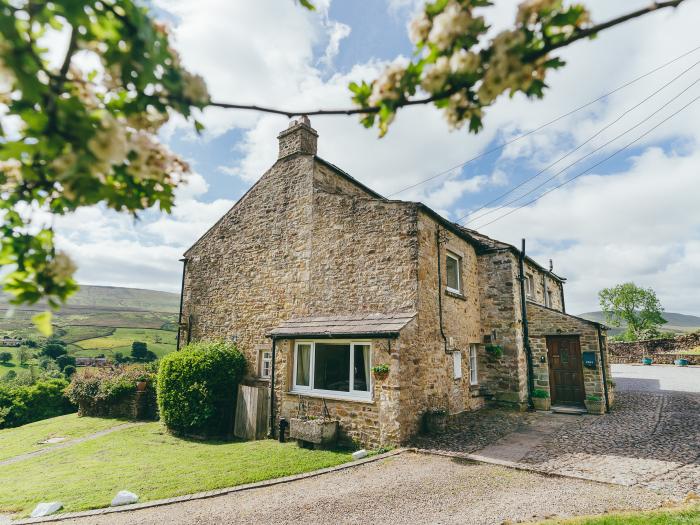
157, 341, 246, 438
0, 1, 209, 318
0, 351, 11, 363
485, 343, 503, 359
599, 282, 667, 341
351, 0, 591, 135
532, 388, 549, 398
0, 378, 74, 428
65, 366, 155, 416
42, 342, 67, 359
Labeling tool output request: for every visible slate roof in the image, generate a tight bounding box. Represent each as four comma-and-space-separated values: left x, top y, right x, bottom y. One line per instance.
268, 312, 416, 339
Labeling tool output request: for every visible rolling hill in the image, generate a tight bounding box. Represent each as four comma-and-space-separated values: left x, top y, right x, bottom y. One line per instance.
578, 311, 700, 336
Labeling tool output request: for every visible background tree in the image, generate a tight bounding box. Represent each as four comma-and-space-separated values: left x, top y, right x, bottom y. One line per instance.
0, 0, 688, 318
130, 341, 156, 362
17, 346, 30, 365
599, 282, 667, 341
0, 352, 12, 364
56, 353, 76, 371
41, 342, 67, 359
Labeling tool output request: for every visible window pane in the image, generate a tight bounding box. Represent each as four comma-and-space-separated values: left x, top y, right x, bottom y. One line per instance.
446, 256, 459, 290
353, 344, 370, 391
314, 343, 350, 392
296, 344, 311, 386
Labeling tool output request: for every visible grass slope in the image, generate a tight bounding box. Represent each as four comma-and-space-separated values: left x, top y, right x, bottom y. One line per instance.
0, 413, 124, 462
0, 421, 352, 517
74, 328, 176, 358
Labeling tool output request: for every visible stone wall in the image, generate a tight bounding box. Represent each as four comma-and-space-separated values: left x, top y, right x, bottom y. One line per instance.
476, 251, 528, 406
608, 332, 700, 365
523, 260, 564, 311
77, 390, 158, 420
527, 303, 612, 407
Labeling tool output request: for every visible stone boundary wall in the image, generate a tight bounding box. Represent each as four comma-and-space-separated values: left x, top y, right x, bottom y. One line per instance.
78, 390, 158, 421
608, 332, 700, 365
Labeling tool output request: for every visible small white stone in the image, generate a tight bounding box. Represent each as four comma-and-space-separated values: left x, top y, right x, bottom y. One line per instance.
111, 490, 139, 506
30, 502, 63, 518
352, 449, 368, 460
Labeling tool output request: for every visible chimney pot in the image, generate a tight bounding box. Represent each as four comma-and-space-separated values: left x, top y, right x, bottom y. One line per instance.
278, 116, 318, 159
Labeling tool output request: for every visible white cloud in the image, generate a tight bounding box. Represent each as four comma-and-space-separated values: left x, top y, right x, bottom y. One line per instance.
319, 21, 351, 69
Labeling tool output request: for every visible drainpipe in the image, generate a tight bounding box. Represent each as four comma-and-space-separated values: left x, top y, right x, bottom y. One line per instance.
560, 282, 566, 314
518, 239, 535, 410
175, 257, 188, 351
597, 325, 610, 412
268, 338, 277, 438
436, 227, 449, 353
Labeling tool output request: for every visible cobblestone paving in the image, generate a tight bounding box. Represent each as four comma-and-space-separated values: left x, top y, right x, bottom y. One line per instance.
521, 390, 700, 497
410, 407, 536, 453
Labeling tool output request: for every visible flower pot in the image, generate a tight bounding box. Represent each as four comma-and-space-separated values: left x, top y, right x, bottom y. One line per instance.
642, 357, 653, 366
675, 358, 689, 367
423, 411, 447, 434
289, 418, 338, 446
532, 397, 551, 411
373, 371, 389, 381
584, 399, 605, 415
136, 381, 147, 392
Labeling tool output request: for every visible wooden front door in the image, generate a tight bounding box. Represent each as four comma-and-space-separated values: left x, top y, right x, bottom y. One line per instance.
546, 336, 585, 405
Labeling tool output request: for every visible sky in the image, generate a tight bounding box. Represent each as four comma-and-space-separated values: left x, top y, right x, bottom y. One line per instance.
54, 0, 700, 316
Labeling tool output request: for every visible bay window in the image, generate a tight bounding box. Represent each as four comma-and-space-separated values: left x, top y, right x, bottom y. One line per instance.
292, 341, 372, 400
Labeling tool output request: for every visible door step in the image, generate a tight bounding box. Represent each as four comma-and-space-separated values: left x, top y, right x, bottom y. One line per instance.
551, 405, 587, 415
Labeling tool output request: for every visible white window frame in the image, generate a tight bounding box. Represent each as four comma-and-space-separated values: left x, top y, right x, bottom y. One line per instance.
525, 273, 534, 298
292, 340, 372, 401
259, 350, 272, 379
469, 344, 478, 385
445, 251, 461, 294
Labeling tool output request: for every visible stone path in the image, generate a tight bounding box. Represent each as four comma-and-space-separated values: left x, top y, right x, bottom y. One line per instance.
414, 364, 700, 498
29, 453, 668, 525
0, 422, 144, 467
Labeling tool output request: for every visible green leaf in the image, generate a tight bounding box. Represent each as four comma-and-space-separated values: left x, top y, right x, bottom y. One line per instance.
298, 0, 316, 11
32, 311, 53, 336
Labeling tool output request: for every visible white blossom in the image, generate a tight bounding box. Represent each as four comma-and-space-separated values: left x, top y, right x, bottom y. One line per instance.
369, 62, 407, 106
428, 1, 472, 51
421, 56, 450, 93
516, 0, 558, 26
182, 71, 209, 104
449, 49, 480, 74
409, 11, 432, 44
88, 112, 128, 167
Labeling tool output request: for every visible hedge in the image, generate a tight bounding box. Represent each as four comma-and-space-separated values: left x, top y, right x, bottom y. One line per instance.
0, 379, 75, 428
157, 341, 246, 438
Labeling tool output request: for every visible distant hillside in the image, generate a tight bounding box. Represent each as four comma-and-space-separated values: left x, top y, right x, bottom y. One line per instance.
1, 284, 180, 314
578, 311, 700, 335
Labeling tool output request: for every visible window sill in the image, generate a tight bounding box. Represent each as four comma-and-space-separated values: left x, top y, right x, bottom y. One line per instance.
445, 289, 466, 300
288, 390, 374, 404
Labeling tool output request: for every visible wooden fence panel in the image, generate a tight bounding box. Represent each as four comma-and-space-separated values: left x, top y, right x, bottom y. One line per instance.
233, 384, 269, 440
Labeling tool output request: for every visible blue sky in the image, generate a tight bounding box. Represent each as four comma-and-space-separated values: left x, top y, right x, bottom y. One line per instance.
54, 0, 700, 316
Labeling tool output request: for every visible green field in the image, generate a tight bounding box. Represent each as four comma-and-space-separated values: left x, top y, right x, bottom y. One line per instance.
0, 416, 352, 517
73, 328, 177, 358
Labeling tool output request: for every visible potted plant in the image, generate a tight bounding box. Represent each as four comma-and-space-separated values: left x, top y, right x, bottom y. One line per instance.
485, 344, 504, 361
531, 389, 550, 411
642, 356, 653, 366
423, 408, 447, 434
371, 363, 390, 380
584, 394, 605, 415
674, 355, 689, 367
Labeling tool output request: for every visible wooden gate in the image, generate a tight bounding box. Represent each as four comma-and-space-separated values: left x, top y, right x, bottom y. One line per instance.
546, 335, 585, 406
233, 384, 269, 440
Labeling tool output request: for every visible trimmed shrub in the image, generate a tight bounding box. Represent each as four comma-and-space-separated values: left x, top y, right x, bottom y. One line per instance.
157, 341, 246, 438
66, 366, 156, 419
0, 379, 74, 428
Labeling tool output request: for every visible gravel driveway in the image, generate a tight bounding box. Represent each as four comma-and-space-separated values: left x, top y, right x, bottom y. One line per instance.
53, 453, 667, 525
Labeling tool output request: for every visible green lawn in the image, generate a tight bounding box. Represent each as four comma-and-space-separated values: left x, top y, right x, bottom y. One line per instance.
538, 504, 700, 524
73, 327, 176, 358
0, 413, 124, 461
0, 420, 352, 517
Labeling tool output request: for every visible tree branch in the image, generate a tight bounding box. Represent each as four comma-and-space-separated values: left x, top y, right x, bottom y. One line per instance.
207, 0, 688, 118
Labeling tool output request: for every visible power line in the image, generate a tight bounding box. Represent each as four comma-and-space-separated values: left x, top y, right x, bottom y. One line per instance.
387, 44, 700, 198
468, 92, 700, 231
459, 59, 700, 224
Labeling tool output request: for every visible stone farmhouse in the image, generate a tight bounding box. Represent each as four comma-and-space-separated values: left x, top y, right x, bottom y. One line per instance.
178, 117, 613, 447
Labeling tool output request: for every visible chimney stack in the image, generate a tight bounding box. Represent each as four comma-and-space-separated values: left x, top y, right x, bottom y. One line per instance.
277, 115, 318, 159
